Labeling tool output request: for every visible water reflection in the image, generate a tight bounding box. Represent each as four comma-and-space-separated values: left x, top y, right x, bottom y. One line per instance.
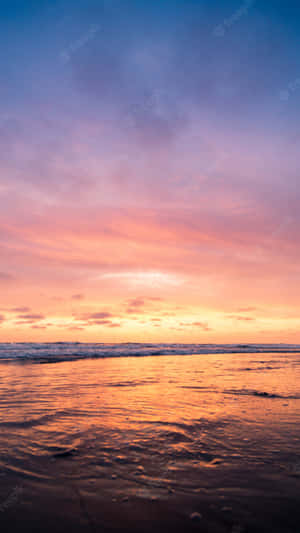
0, 353, 299, 489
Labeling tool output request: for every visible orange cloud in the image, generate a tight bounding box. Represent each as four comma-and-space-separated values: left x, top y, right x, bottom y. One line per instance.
1, 197, 299, 342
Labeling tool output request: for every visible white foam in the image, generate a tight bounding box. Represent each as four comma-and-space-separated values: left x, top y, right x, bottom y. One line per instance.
0, 343, 299, 363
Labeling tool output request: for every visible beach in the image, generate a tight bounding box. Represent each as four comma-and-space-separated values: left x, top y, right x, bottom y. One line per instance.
2, 1, 299, 530
0, 347, 300, 532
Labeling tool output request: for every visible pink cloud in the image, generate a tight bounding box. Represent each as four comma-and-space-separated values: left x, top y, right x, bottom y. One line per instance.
10, 307, 31, 313
17, 313, 45, 321
126, 298, 145, 308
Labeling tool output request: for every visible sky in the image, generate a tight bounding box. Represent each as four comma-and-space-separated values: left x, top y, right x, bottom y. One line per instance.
1, 0, 300, 343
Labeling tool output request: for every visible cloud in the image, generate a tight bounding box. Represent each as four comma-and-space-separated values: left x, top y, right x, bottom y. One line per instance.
126, 298, 145, 308
124, 296, 165, 315
102, 271, 183, 288
126, 308, 144, 315
73, 311, 114, 322
197, 322, 211, 331
71, 310, 122, 329
71, 294, 85, 300
191, 322, 212, 330
85, 312, 112, 320
17, 313, 45, 321
226, 315, 255, 322
1, 198, 300, 319
0, 314, 5, 323
88, 319, 112, 325
79, 319, 122, 328
10, 307, 31, 313
125, 297, 145, 314
179, 321, 212, 331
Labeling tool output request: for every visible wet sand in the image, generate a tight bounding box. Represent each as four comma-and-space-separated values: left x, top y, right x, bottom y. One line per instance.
2, 470, 300, 533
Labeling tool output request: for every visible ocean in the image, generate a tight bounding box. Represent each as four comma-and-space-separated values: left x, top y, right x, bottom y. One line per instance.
0, 344, 299, 532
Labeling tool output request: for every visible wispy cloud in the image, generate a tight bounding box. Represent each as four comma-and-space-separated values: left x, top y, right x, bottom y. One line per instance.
101, 271, 184, 288
16, 313, 45, 322
10, 307, 31, 313
226, 315, 256, 322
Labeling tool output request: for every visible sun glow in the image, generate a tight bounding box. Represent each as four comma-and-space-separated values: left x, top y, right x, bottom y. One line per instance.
100, 271, 184, 287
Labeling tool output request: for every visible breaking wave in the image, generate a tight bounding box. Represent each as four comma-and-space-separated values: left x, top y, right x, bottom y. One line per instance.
0, 342, 300, 363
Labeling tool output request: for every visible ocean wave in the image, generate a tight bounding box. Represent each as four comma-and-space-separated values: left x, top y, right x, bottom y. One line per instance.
0, 342, 300, 363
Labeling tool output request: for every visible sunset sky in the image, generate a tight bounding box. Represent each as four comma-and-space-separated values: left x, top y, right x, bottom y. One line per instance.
1, 0, 300, 342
